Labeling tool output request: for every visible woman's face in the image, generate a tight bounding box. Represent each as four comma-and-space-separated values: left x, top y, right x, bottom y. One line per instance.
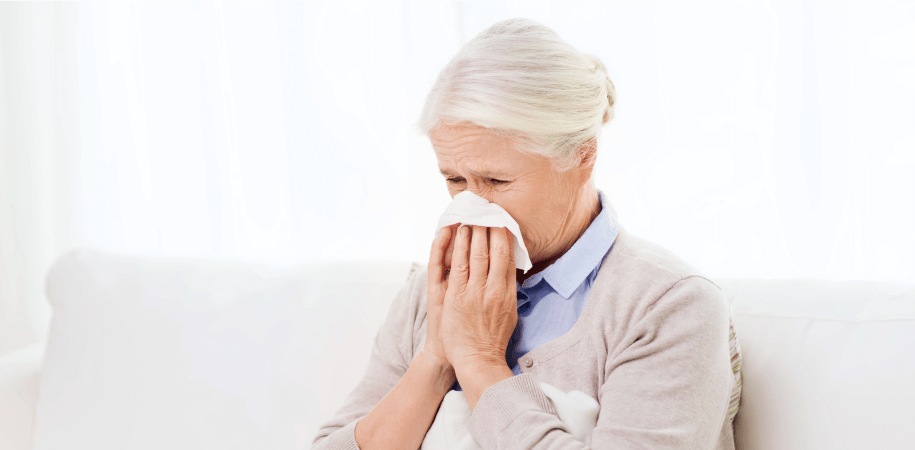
431, 123, 592, 265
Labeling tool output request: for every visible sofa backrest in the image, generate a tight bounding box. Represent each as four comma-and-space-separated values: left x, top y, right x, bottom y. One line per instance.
34, 250, 915, 449
36, 250, 415, 450
720, 278, 915, 450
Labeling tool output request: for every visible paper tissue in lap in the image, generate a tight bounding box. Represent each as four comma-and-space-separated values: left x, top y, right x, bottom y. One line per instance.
435, 191, 533, 273
421, 382, 600, 449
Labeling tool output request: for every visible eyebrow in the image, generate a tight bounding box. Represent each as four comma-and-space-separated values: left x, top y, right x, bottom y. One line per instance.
439, 168, 511, 179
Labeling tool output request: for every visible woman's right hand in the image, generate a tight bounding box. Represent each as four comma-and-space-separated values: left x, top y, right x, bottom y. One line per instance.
424, 224, 458, 369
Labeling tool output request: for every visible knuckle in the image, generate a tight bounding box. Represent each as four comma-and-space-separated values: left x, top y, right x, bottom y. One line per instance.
471, 251, 490, 263
451, 291, 469, 308
493, 242, 512, 258
451, 260, 469, 273
486, 286, 506, 300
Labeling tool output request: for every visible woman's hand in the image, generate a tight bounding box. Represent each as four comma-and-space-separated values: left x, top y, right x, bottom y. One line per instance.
441, 225, 518, 408
424, 224, 458, 370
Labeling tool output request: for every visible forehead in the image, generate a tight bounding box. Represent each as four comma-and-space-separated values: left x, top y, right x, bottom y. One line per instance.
430, 123, 507, 154
430, 124, 523, 173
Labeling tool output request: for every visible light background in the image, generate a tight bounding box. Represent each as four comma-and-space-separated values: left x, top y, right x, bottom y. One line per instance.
1, 1, 913, 355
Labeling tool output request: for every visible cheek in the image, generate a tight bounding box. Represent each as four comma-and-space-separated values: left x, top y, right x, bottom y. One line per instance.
495, 196, 539, 243
496, 184, 563, 251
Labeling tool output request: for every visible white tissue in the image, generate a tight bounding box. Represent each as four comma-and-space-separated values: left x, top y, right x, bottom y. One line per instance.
420, 382, 600, 449
435, 191, 533, 273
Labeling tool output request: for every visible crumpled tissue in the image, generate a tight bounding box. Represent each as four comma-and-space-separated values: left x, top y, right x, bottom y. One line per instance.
435, 191, 533, 273
421, 382, 600, 449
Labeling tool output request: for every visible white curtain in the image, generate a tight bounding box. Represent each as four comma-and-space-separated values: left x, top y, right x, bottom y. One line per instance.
2, 1, 913, 355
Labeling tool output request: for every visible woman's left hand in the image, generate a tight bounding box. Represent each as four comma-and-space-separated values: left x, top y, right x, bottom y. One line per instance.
441, 225, 518, 403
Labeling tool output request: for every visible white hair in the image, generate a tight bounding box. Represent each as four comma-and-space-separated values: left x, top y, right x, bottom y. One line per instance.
418, 18, 616, 171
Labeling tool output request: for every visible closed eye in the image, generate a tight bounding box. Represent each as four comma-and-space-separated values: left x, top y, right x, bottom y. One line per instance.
445, 176, 509, 185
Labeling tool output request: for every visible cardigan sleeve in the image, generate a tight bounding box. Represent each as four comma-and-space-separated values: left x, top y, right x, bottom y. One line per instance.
466, 275, 734, 449
310, 269, 425, 450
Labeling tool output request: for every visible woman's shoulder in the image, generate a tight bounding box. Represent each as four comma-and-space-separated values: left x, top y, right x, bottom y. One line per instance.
603, 227, 722, 289
395, 264, 429, 319
591, 227, 727, 317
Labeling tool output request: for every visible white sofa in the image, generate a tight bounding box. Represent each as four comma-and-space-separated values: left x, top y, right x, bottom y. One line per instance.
1, 249, 913, 450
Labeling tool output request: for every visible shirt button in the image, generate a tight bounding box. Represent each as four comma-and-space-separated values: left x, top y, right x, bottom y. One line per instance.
523, 358, 533, 368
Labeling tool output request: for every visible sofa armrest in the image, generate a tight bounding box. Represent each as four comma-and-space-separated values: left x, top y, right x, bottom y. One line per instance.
0, 343, 44, 450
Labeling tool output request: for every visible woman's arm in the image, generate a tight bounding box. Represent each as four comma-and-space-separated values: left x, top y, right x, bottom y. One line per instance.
434, 225, 735, 449
353, 349, 454, 449
312, 227, 459, 450
464, 276, 735, 450
309, 271, 429, 449
311, 273, 455, 450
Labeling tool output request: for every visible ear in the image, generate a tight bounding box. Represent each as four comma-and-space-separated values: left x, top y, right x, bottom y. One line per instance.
575, 138, 598, 185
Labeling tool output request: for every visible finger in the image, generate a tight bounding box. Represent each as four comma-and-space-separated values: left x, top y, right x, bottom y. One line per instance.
487, 227, 512, 288
506, 228, 517, 285
469, 225, 489, 287
443, 224, 458, 271
449, 225, 472, 294
428, 226, 453, 288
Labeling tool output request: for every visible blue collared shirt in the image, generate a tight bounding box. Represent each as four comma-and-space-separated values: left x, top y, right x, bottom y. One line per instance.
453, 190, 619, 389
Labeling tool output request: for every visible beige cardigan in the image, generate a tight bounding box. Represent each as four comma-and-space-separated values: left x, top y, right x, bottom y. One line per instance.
312, 226, 742, 449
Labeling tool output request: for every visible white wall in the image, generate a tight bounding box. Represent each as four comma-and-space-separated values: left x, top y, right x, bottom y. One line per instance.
485, 2, 915, 282
1, 1, 913, 355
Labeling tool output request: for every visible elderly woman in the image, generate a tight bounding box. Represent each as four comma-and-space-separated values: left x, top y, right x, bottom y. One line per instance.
313, 18, 741, 450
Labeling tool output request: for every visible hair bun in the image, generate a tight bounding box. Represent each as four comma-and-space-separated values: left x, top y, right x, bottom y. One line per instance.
604, 75, 616, 124
588, 55, 615, 125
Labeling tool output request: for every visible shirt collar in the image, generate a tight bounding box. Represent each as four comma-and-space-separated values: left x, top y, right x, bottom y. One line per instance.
518, 190, 620, 299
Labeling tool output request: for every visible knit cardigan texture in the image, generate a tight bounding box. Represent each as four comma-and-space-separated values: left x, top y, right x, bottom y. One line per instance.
312, 226, 742, 450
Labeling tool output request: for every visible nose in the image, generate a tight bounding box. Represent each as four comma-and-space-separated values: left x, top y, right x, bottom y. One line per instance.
454, 184, 494, 203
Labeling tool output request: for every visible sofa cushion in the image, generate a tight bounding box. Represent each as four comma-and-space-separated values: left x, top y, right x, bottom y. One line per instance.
720, 279, 915, 450
34, 249, 414, 450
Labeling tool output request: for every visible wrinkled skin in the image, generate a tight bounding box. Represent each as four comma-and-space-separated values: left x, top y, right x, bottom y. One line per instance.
432, 123, 600, 280
424, 122, 601, 388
